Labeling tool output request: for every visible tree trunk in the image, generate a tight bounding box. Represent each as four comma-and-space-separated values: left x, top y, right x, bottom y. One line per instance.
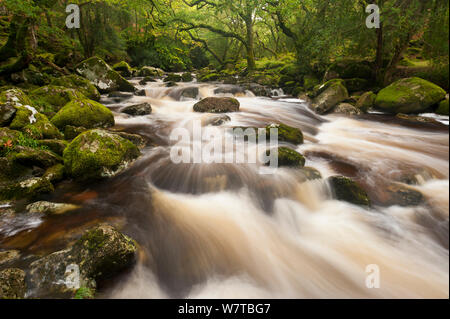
375, 23, 384, 85
245, 17, 256, 71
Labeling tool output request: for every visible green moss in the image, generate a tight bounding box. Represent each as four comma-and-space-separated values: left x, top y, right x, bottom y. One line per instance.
199, 73, 220, 82
303, 75, 320, 91
328, 176, 371, 207
267, 147, 306, 168
266, 123, 304, 145
164, 74, 183, 82
63, 129, 141, 181
0, 177, 54, 201
29, 85, 86, 116
375, 77, 446, 114
436, 99, 449, 115
10, 107, 62, 140
181, 72, 193, 82
112, 61, 133, 77
50, 75, 101, 101
74, 287, 95, 299
356, 91, 376, 112
51, 98, 114, 130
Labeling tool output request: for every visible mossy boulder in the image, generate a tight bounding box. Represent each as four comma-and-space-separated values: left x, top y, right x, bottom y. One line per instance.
13, 146, 62, 168
28, 225, 137, 298
267, 147, 306, 168
181, 72, 193, 82
193, 97, 240, 113
327, 176, 371, 206
0, 268, 26, 299
37, 139, 68, 156
51, 98, 114, 130
75, 56, 135, 93
50, 75, 101, 101
112, 61, 133, 77
0, 88, 32, 126
356, 91, 376, 112
138, 66, 164, 77
63, 129, 141, 181
29, 85, 86, 116
375, 77, 446, 114
64, 125, 88, 140
333, 103, 362, 115
436, 99, 449, 115
0, 176, 54, 201
312, 80, 349, 114
121, 103, 152, 116
26, 201, 79, 215
266, 123, 304, 145
10, 106, 62, 140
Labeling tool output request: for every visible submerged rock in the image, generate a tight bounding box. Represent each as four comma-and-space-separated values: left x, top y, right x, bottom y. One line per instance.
75, 57, 135, 93
121, 103, 152, 116
267, 147, 306, 168
312, 80, 349, 114
0, 268, 26, 299
26, 201, 80, 215
51, 98, 114, 130
0, 250, 20, 266
201, 114, 231, 126
50, 75, 101, 101
299, 167, 322, 181
266, 123, 304, 145
383, 183, 425, 207
193, 97, 240, 113
327, 176, 371, 207
63, 129, 141, 181
375, 77, 446, 114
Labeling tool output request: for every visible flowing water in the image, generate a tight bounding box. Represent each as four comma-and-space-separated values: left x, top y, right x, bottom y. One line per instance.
1, 79, 449, 299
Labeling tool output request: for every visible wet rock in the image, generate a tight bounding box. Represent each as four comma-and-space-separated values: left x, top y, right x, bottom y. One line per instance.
328, 176, 371, 207
333, 103, 362, 115
50, 74, 101, 101
375, 77, 446, 114
42, 164, 65, 183
112, 132, 147, 149
0, 176, 54, 201
37, 139, 68, 156
164, 74, 183, 82
266, 123, 304, 145
28, 225, 137, 298
214, 86, 245, 96
135, 89, 147, 96
436, 99, 449, 115
180, 87, 199, 99
63, 129, 141, 182
181, 72, 193, 82
75, 56, 135, 93
51, 98, 114, 130
112, 61, 133, 77
26, 201, 80, 215
267, 147, 305, 168
139, 76, 156, 85
201, 114, 231, 126
384, 183, 425, 207
138, 66, 164, 77
165, 81, 177, 87
121, 103, 152, 116
0, 268, 26, 299
108, 91, 134, 99
10, 106, 62, 140
395, 113, 443, 125
242, 83, 272, 97
356, 91, 376, 112
312, 80, 349, 114
64, 125, 88, 140
0, 250, 20, 266
193, 97, 240, 113
13, 146, 62, 168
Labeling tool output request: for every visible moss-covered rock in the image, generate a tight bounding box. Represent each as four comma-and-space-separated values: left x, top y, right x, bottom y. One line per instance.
74, 287, 95, 299
0, 176, 54, 201
42, 163, 65, 183
138, 66, 164, 77
28, 225, 137, 298
375, 77, 446, 114
50, 75, 101, 101
356, 91, 376, 112
64, 125, 88, 140
266, 123, 304, 145
181, 72, 193, 82
63, 129, 141, 181
436, 99, 449, 115
198, 73, 221, 82
312, 80, 349, 114
112, 61, 133, 77
300, 167, 322, 181
37, 139, 68, 156
0, 268, 26, 299
267, 147, 306, 168
0, 88, 32, 126
26, 201, 80, 215
193, 97, 240, 113
121, 103, 152, 116
75, 57, 135, 93
12, 145, 62, 168
327, 176, 371, 206
29, 85, 86, 116
10, 106, 62, 140
164, 73, 183, 83
51, 98, 114, 130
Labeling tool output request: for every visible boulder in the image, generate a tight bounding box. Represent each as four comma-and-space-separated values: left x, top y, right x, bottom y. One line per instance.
138, 66, 164, 77
139, 76, 156, 85
75, 57, 135, 93
64, 125, 88, 140
63, 129, 141, 181
28, 225, 137, 298
50, 75, 101, 101
181, 72, 193, 82
29, 85, 85, 116
0, 176, 54, 201
266, 123, 304, 145
0, 268, 26, 299
375, 77, 446, 114
9, 106, 62, 140
356, 91, 376, 112
0, 88, 32, 127
12, 146, 62, 168
42, 164, 65, 184
327, 176, 371, 206
121, 103, 152, 116
26, 201, 80, 215
383, 183, 425, 207
333, 103, 362, 116
0, 250, 20, 266
193, 97, 240, 113
112, 61, 133, 77
436, 99, 449, 115
267, 147, 306, 168
312, 80, 349, 114
180, 87, 199, 99
164, 74, 183, 82
201, 114, 231, 126
51, 98, 114, 130
37, 139, 68, 156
